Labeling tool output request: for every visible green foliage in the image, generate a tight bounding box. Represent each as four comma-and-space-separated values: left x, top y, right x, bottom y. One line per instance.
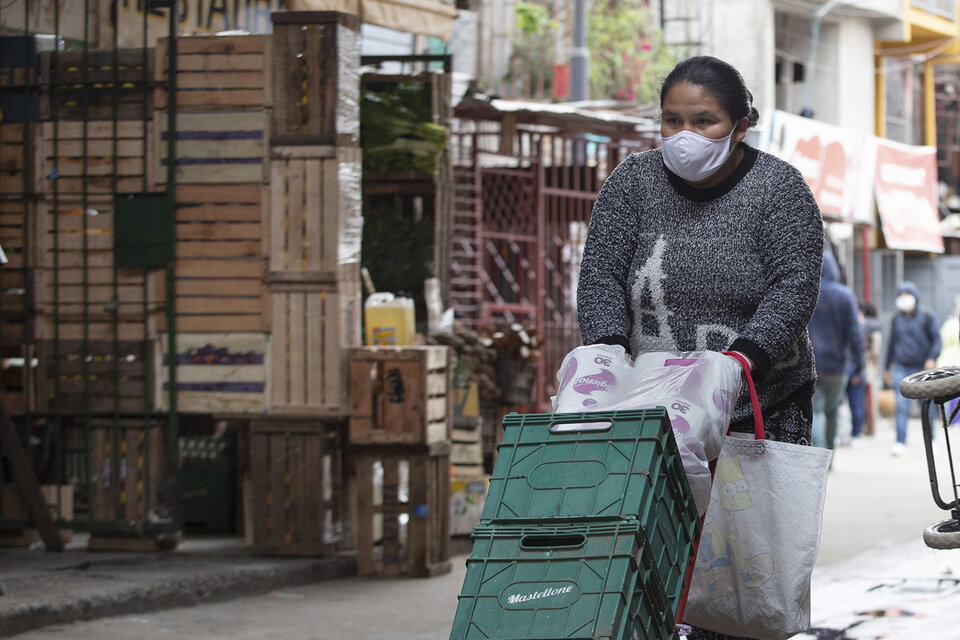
361, 199, 435, 297
506, 2, 558, 95
587, 0, 676, 103
360, 82, 448, 176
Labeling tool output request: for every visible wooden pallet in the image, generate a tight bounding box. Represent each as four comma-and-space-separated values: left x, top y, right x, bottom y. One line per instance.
349, 346, 452, 446
353, 441, 451, 577
156, 110, 268, 185
157, 184, 268, 333
249, 417, 343, 555
268, 277, 361, 416
156, 332, 268, 414
88, 418, 167, 524
35, 340, 153, 413
41, 120, 157, 195
270, 11, 361, 146
268, 145, 363, 272
156, 35, 271, 111
0, 123, 42, 195
40, 49, 154, 121
0, 198, 33, 413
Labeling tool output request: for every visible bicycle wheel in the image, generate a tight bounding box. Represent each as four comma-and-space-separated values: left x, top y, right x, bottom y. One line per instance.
900, 366, 960, 400
923, 519, 960, 550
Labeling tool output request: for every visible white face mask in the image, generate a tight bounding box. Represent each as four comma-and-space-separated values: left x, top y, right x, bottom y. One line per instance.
661, 125, 738, 182
895, 294, 916, 313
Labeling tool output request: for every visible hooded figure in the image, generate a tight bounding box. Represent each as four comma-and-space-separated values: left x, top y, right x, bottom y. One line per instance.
808, 252, 864, 450
884, 280, 941, 454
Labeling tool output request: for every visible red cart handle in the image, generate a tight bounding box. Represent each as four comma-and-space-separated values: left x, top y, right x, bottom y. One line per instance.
722, 351, 765, 441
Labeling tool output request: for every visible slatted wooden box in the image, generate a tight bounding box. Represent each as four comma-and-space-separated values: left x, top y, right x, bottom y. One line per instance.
268, 271, 361, 416
353, 441, 451, 577
155, 110, 268, 186
0, 197, 34, 414
270, 11, 361, 146
35, 339, 153, 413
40, 49, 154, 121
269, 145, 363, 272
41, 120, 157, 195
158, 184, 268, 334
155, 35, 271, 112
349, 346, 453, 446
88, 418, 166, 524
32, 196, 160, 342
249, 417, 343, 555
156, 332, 268, 414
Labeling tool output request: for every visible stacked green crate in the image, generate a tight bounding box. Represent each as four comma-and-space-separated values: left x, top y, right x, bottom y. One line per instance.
450, 409, 700, 639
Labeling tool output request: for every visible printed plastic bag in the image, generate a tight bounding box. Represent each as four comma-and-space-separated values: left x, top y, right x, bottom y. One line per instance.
551, 345, 741, 515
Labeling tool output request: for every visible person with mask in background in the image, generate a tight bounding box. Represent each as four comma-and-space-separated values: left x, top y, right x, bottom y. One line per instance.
809, 252, 864, 452
577, 55, 823, 640
884, 281, 941, 455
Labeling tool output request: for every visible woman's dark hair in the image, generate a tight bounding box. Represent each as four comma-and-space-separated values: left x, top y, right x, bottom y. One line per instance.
660, 55, 760, 127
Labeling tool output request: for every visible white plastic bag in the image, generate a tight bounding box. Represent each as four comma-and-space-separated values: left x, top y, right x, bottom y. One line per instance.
552, 345, 742, 515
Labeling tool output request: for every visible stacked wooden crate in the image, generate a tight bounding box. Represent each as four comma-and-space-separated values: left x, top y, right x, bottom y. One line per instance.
33, 49, 161, 415
266, 12, 363, 417
242, 12, 364, 556
153, 35, 271, 414
349, 345, 453, 576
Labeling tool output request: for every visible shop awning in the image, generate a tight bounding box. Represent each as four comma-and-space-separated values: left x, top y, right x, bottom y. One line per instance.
288, 0, 457, 41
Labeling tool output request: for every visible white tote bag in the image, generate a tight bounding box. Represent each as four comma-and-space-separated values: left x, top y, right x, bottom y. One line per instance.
682, 353, 833, 640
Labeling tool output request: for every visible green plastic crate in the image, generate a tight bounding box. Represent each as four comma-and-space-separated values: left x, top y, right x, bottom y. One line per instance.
449, 521, 675, 640
481, 409, 700, 607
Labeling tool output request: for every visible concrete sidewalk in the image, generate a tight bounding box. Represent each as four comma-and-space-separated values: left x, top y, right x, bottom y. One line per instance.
0, 536, 354, 637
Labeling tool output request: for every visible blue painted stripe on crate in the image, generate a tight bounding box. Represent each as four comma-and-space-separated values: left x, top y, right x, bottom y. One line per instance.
164, 381, 266, 393
161, 130, 263, 140
163, 353, 266, 365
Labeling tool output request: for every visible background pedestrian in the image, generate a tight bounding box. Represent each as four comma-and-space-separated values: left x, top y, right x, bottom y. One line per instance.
809, 252, 864, 451
883, 281, 941, 455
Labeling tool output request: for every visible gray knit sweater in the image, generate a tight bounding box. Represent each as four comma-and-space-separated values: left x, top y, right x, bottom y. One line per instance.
577, 144, 823, 427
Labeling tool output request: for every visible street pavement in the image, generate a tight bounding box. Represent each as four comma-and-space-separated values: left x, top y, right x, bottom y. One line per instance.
1, 415, 959, 639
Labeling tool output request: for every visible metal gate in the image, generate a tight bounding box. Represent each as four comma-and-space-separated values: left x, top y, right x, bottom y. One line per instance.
451, 117, 657, 408
0, 1, 179, 543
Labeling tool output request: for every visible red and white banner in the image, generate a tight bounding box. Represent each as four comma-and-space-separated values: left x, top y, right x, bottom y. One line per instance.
762, 110, 874, 224
872, 138, 944, 253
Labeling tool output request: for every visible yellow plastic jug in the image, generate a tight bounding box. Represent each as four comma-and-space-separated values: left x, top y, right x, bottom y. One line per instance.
364, 292, 415, 346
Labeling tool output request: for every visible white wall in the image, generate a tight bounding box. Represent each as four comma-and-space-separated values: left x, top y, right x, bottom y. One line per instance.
704, 0, 777, 120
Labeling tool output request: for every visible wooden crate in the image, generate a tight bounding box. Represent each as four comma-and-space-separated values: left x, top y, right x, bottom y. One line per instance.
156, 110, 268, 185
353, 442, 451, 577
88, 418, 167, 524
41, 120, 157, 195
249, 418, 343, 555
35, 339, 153, 413
0, 123, 42, 195
0, 484, 73, 547
156, 332, 268, 414
156, 35, 270, 111
269, 145, 363, 272
349, 346, 452, 446
40, 49, 154, 121
157, 184, 268, 333
33, 196, 160, 342
268, 276, 361, 416
270, 11, 361, 146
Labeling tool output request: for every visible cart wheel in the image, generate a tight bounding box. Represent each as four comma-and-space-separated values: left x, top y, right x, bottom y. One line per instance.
923, 519, 960, 550
900, 366, 960, 400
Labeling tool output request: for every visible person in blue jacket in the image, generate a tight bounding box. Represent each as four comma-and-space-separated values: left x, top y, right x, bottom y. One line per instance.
809, 252, 864, 451
883, 281, 941, 455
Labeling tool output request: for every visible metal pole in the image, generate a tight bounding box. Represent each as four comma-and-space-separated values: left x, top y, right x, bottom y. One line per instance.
570, 0, 589, 101
165, 0, 180, 531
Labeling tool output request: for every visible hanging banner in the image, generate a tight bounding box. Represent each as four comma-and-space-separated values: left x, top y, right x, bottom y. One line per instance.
0, 1, 89, 44
111, 0, 284, 48
762, 109, 873, 224
873, 138, 944, 253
